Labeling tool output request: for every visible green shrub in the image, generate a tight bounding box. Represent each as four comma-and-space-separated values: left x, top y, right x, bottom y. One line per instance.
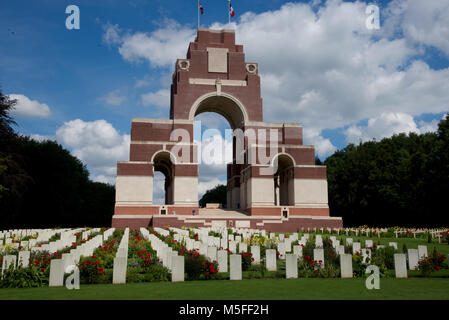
78, 256, 105, 284
240, 251, 253, 271
0, 266, 46, 288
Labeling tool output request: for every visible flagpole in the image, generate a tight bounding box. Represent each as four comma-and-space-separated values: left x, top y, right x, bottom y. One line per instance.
198, 0, 200, 29
228, 0, 230, 25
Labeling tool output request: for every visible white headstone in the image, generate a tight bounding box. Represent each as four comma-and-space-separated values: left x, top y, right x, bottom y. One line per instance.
389, 242, 398, 250
207, 246, 217, 262
340, 254, 353, 278
266, 249, 277, 271
315, 235, 323, 248
227, 241, 236, 253
313, 248, 325, 268
284, 239, 292, 252
285, 254, 298, 279
277, 242, 286, 259
217, 250, 228, 272
417, 245, 428, 259
407, 249, 419, 270
2, 255, 17, 271
230, 254, 242, 280
112, 256, 127, 284
49, 259, 64, 287
293, 245, 303, 258
220, 238, 228, 249
336, 245, 345, 255
394, 253, 407, 278
171, 255, 184, 282
18, 251, 30, 268
365, 240, 373, 248
352, 242, 361, 254
250, 245, 260, 264
239, 242, 248, 253
346, 238, 353, 246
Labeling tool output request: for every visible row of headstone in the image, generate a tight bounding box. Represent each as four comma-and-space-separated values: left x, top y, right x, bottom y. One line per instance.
141, 228, 184, 282
48, 228, 112, 287
113, 228, 129, 284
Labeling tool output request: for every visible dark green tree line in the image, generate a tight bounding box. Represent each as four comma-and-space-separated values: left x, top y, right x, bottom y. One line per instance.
0, 89, 115, 228
325, 114, 449, 227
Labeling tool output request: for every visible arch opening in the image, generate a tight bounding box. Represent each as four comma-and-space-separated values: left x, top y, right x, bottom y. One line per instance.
189, 93, 248, 130
274, 154, 295, 206
153, 151, 175, 205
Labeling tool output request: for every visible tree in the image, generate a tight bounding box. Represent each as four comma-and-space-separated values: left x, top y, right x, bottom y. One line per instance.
199, 185, 227, 208
324, 114, 449, 227
0, 88, 17, 141
0, 89, 116, 228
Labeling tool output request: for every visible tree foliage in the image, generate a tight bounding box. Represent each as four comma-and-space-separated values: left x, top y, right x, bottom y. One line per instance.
199, 184, 227, 208
325, 114, 449, 227
0, 90, 115, 228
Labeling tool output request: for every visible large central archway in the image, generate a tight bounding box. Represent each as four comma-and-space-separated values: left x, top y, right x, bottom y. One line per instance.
189, 92, 248, 130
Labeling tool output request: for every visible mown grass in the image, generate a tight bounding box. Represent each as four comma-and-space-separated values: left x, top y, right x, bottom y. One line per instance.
1, 278, 448, 300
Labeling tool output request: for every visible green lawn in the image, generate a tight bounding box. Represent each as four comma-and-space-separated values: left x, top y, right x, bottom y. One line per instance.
1, 278, 449, 300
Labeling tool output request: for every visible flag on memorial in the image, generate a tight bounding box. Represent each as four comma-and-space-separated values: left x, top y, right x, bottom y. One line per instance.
229, 1, 235, 17
199, 1, 204, 15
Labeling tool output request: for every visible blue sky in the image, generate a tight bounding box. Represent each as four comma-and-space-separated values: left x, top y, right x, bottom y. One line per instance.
1, 0, 448, 202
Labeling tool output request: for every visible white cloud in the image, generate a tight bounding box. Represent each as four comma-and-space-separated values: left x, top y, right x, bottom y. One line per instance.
303, 128, 337, 159
100, 90, 126, 106
9, 94, 51, 118
102, 23, 122, 46
344, 112, 440, 144
140, 89, 170, 108
102, 0, 449, 162
205, 1, 449, 136
106, 19, 196, 68
55, 119, 130, 184
384, 0, 449, 57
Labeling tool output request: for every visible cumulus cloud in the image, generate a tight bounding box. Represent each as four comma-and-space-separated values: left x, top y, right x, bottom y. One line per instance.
383, 0, 449, 57
9, 94, 51, 118
140, 89, 170, 108
55, 119, 130, 184
344, 112, 440, 144
104, 19, 196, 67
207, 1, 449, 135
303, 128, 337, 158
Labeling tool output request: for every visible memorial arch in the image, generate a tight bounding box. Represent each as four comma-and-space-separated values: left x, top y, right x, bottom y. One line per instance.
112, 28, 343, 231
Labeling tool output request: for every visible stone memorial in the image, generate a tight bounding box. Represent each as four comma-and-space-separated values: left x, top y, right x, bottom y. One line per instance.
407, 249, 419, 270
171, 255, 184, 282
18, 251, 30, 268
113, 256, 127, 284
340, 254, 353, 278
293, 245, 303, 258
313, 248, 325, 268
230, 254, 242, 280
250, 245, 260, 264
394, 253, 407, 278
266, 249, 277, 271
217, 250, 228, 272
418, 245, 428, 259
285, 254, 298, 279
49, 259, 64, 287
